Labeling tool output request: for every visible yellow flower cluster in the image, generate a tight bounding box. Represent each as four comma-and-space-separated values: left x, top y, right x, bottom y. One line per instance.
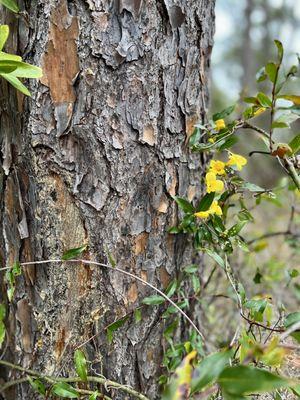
215, 119, 226, 131
194, 201, 222, 219
194, 152, 248, 219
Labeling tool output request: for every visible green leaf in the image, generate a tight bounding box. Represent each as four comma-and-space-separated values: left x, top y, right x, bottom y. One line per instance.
212, 105, 235, 121
0, 0, 19, 13
218, 365, 289, 396
52, 382, 79, 398
106, 316, 128, 344
74, 349, 88, 382
241, 182, 267, 193
191, 350, 232, 393
134, 308, 142, 323
0, 25, 9, 51
244, 299, 267, 314
142, 295, 165, 306
165, 279, 177, 297
253, 269, 263, 284
227, 221, 247, 237
12, 261, 21, 276
196, 192, 215, 212
257, 92, 272, 107
0, 60, 18, 73
0, 321, 5, 348
0, 74, 31, 96
218, 135, 239, 151
265, 62, 277, 83
105, 246, 116, 267
10, 62, 42, 78
256, 67, 267, 82
62, 244, 87, 261
28, 376, 46, 396
89, 392, 100, 400
0, 303, 6, 320
172, 196, 194, 214
284, 312, 300, 343
289, 134, 300, 154
189, 127, 201, 146
204, 248, 225, 269
271, 121, 288, 129
0, 51, 22, 61
243, 97, 259, 105
274, 39, 284, 63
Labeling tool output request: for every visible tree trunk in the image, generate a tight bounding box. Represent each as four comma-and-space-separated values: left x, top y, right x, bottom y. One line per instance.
0, 0, 215, 398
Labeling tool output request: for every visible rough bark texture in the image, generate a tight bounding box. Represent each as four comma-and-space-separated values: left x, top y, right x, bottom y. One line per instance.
0, 0, 215, 398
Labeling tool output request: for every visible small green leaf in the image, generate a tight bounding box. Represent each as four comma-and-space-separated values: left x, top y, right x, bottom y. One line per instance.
142, 295, 165, 306
189, 127, 201, 146
106, 316, 128, 344
12, 261, 21, 276
89, 392, 100, 400
218, 135, 239, 151
9, 62, 42, 79
253, 269, 263, 284
0, 74, 31, 96
271, 121, 288, 129
265, 62, 277, 83
52, 382, 79, 398
196, 192, 215, 212
243, 97, 259, 104
168, 226, 180, 234
105, 246, 116, 267
62, 244, 87, 261
218, 365, 289, 396
134, 308, 142, 323
172, 196, 194, 214
28, 376, 46, 396
288, 134, 300, 154
257, 92, 272, 107
0, 321, 5, 348
284, 312, 300, 343
256, 67, 267, 82
0, 25, 9, 51
165, 279, 177, 297
227, 221, 247, 237
0, 303, 6, 320
0, 51, 22, 61
212, 104, 235, 121
204, 248, 225, 269
0, 60, 18, 73
74, 349, 88, 382
274, 39, 284, 63
0, 0, 19, 13
191, 350, 232, 393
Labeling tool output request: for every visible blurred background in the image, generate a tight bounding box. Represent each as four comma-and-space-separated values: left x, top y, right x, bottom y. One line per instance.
212, 0, 300, 110
202, 0, 300, 345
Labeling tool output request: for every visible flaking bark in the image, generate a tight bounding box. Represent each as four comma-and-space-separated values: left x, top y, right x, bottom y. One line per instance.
0, 1, 215, 398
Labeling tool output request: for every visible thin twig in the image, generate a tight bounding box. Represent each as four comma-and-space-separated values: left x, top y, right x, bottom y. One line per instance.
0, 360, 149, 400
6, 258, 204, 340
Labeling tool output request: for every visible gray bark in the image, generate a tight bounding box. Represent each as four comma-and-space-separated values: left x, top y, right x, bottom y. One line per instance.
0, 0, 215, 398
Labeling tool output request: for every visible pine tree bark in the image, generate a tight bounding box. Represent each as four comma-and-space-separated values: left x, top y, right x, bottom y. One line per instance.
0, 1, 215, 398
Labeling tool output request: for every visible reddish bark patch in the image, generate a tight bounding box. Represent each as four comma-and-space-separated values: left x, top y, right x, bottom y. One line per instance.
41, 0, 79, 104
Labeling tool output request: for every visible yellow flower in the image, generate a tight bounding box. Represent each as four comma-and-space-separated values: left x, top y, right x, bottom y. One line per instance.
209, 201, 223, 216
215, 119, 226, 131
194, 210, 210, 219
253, 107, 266, 117
209, 160, 226, 175
205, 172, 224, 193
208, 137, 215, 143
227, 153, 247, 171
194, 201, 222, 219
